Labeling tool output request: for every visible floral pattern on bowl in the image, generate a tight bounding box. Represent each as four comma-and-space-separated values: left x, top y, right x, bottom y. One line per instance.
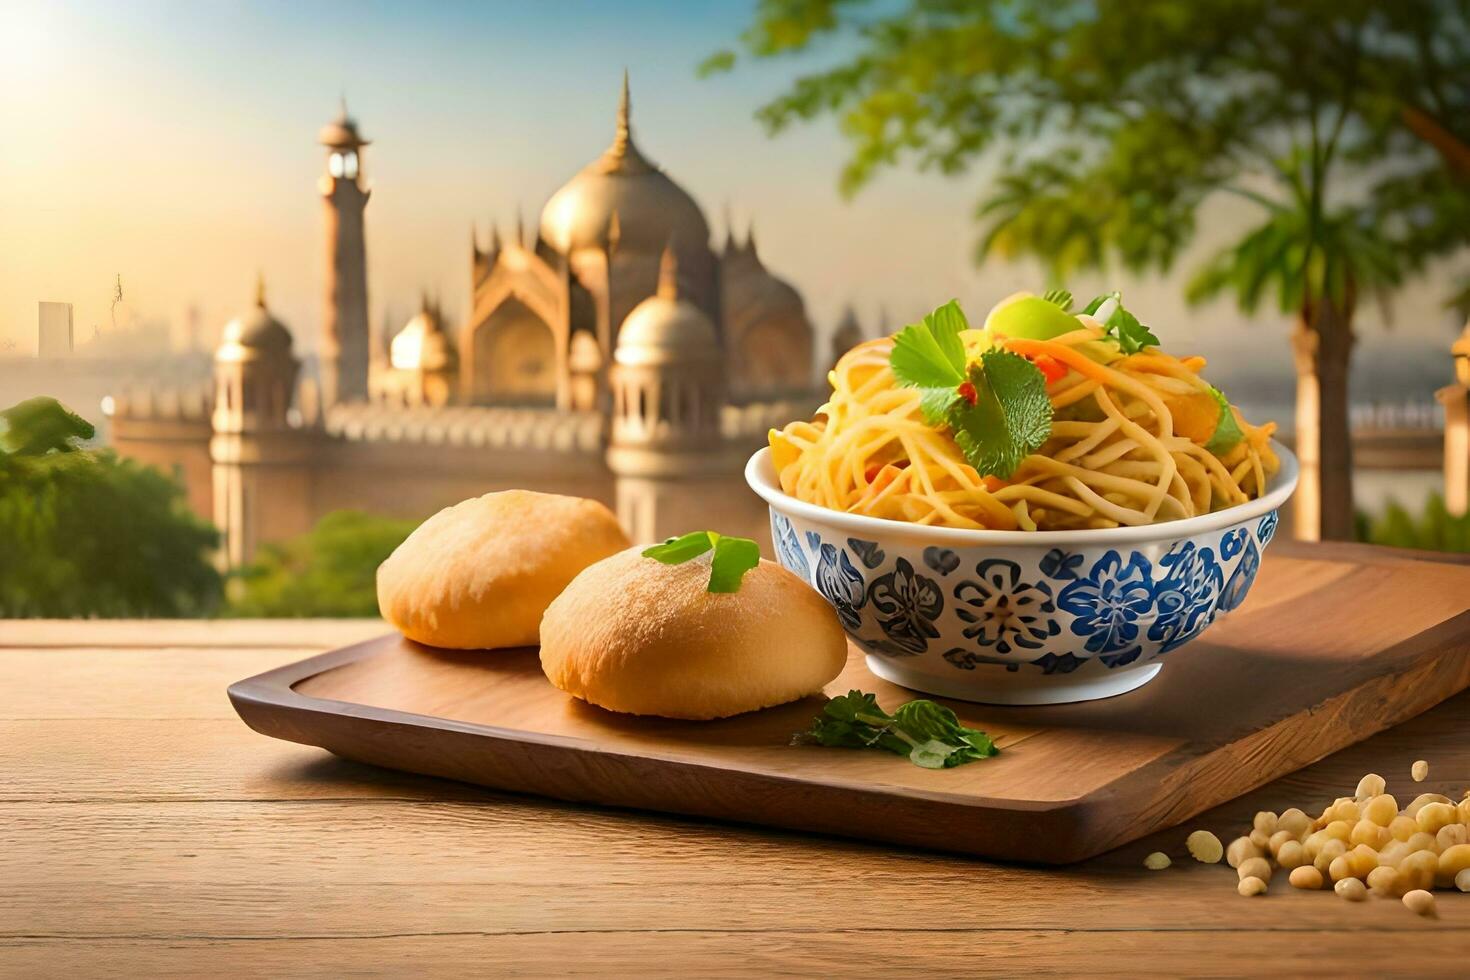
750, 443, 1297, 705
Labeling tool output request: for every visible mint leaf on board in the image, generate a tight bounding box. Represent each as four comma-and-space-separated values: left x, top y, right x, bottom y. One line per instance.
795, 690, 999, 769
950, 350, 1054, 479
1203, 386, 1245, 454
642, 531, 761, 593
1041, 288, 1073, 312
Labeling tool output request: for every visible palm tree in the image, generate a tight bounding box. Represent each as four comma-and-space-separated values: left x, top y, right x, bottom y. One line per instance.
1186, 153, 1406, 540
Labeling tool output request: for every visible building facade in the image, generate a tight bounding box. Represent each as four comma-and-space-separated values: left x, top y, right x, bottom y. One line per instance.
110, 80, 830, 564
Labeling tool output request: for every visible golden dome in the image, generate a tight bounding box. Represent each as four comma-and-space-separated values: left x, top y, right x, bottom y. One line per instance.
540, 73, 709, 256
219, 277, 293, 358
568, 330, 603, 373
615, 246, 718, 367
390, 299, 456, 373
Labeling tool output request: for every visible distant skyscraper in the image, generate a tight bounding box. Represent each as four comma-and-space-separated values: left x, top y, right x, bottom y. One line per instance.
318, 100, 371, 406
37, 302, 74, 358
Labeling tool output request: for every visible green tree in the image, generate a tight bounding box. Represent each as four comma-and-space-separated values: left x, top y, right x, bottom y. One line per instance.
707, 0, 1470, 540
227, 510, 418, 617
0, 397, 222, 617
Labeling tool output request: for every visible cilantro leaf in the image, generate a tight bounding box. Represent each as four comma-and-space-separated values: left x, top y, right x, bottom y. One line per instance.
1041, 288, 1073, 312
642, 531, 761, 593
642, 531, 715, 565
1203, 386, 1245, 454
890, 300, 968, 390
795, 690, 999, 769
1104, 305, 1160, 354
1081, 291, 1159, 354
708, 534, 761, 593
950, 350, 1053, 479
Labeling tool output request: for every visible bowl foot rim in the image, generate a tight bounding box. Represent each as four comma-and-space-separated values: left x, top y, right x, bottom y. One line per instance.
863, 655, 1162, 706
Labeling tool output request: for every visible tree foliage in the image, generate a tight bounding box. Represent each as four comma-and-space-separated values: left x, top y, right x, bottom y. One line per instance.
227, 510, 418, 618
706, 0, 1470, 311
0, 397, 223, 617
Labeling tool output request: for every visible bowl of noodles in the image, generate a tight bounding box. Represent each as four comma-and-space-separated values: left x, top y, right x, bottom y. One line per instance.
747, 290, 1298, 705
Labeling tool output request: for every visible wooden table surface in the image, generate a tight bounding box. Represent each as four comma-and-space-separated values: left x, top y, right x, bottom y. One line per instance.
3, 617, 1469, 978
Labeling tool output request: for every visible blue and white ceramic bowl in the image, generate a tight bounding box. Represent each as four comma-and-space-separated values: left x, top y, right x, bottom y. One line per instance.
746, 443, 1298, 705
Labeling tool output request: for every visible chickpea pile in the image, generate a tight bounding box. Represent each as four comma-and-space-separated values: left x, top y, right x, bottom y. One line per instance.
1151, 763, 1470, 917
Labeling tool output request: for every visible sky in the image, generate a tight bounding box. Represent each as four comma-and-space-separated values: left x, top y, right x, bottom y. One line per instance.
1, 0, 1465, 388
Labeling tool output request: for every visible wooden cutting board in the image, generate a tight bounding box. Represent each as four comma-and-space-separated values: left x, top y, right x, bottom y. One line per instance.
229, 542, 1470, 864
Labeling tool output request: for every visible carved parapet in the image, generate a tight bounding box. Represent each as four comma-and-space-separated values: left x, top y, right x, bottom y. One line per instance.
321, 402, 605, 454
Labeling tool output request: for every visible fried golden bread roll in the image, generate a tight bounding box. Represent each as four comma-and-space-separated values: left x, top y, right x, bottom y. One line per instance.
540, 547, 848, 719
378, 490, 628, 649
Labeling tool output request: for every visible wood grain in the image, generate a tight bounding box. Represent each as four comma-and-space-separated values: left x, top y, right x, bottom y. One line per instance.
235, 546, 1470, 863
5, 556, 1470, 977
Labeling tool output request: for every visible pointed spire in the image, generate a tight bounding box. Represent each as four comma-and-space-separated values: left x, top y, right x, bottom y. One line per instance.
615, 68, 631, 154
607, 210, 622, 254
723, 202, 737, 253
471, 223, 481, 259
339, 92, 349, 121
745, 219, 759, 260
516, 207, 526, 247
657, 241, 680, 301
490, 222, 502, 252
254, 271, 267, 308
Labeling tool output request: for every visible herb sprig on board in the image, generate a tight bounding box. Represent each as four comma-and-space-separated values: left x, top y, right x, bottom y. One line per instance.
642, 531, 761, 593
795, 690, 999, 769
888, 300, 1053, 479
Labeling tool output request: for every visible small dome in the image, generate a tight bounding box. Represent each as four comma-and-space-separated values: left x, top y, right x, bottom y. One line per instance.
539, 74, 709, 256
615, 247, 718, 367
391, 300, 456, 373
219, 278, 292, 357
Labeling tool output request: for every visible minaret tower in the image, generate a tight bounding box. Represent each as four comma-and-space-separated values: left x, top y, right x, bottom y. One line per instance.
210, 277, 312, 568
318, 99, 371, 407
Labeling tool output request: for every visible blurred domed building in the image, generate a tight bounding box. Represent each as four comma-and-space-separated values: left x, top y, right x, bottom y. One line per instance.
110, 78, 829, 564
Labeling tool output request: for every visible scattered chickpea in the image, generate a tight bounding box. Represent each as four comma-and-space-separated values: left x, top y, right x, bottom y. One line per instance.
1186, 830, 1223, 864
1328, 854, 1353, 883
1334, 877, 1367, 901
1253, 811, 1278, 837
1398, 850, 1439, 893
1268, 829, 1295, 857
1248, 828, 1270, 849
1362, 794, 1397, 827
1437, 824, 1468, 851
1416, 801, 1457, 835
1403, 832, 1439, 855
1277, 840, 1307, 871
1438, 844, 1470, 886
1237, 856, 1272, 883
1349, 819, 1388, 849
1388, 815, 1418, 842
1313, 838, 1348, 874
1354, 772, 1386, 801
1456, 868, 1470, 893
1143, 851, 1171, 871
1377, 840, 1411, 869
1226, 836, 1262, 869
1404, 793, 1450, 818
1327, 800, 1360, 824
1288, 865, 1324, 890
1277, 808, 1311, 838
1323, 820, 1353, 843
1366, 865, 1399, 896
1237, 876, 1268, 897
1402, 889, 1436, 917
1411, 760, 1429, 782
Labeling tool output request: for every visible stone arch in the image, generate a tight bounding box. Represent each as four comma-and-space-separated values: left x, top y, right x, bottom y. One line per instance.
469, 298, 558, 405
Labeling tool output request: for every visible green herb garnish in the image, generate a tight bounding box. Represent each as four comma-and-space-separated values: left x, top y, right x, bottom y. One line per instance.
642, 530, 761, 593
1041, 288, 1074, 312
1203, 385, 1245, 454
889, 301, 1053, 479
794, 689, 999, 769
1082, 290, 1160, 354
